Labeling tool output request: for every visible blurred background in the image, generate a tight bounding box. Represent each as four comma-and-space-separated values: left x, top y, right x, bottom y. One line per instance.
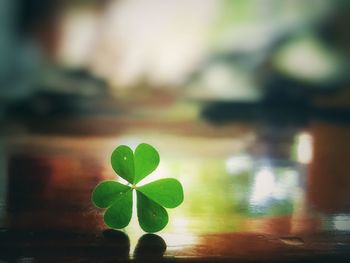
0, 0, 350, 261
0, 0, 349, 121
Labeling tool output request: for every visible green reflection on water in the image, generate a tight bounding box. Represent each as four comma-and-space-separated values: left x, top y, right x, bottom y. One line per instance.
161, 157, 300, 234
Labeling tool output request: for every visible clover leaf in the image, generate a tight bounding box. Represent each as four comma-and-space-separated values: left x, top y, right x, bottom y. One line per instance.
92, 143, 184, 233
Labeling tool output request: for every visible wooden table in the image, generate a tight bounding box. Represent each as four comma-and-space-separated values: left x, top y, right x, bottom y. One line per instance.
0, 117, 350, 262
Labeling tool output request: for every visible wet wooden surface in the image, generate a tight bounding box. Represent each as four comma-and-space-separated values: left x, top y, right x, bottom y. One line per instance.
0, 119, 350, 262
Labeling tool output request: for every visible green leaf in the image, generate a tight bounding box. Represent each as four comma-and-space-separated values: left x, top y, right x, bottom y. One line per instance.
134, 143, 160, 184
92, 143, 184, 232
138, 178, 184, 208
104, 190, 133, 229
92, 181, 131, 208
136, 191, 168, 233
111, 145, 135, 183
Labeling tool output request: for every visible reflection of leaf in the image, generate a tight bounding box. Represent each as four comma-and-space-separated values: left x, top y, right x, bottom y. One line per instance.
92, 143, 183, 233
134, 234, 166, 259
